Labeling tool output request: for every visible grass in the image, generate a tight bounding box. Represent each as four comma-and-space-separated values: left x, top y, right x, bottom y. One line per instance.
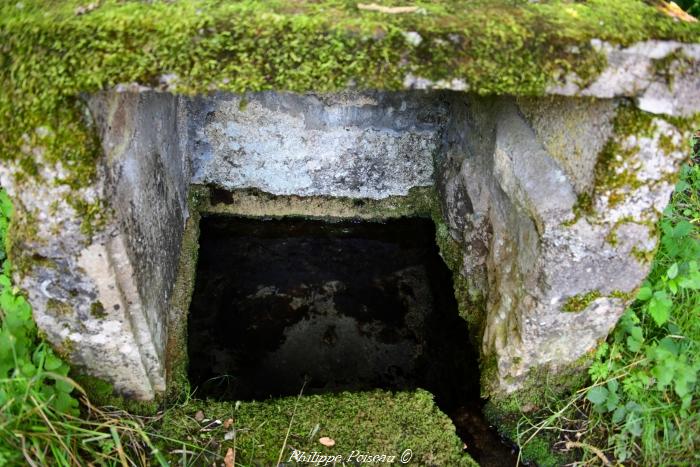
515, 132, 700, 465
0, 188, 170, 466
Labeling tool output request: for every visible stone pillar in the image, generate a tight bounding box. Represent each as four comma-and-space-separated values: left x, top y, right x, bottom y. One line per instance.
440, 95, 692, 393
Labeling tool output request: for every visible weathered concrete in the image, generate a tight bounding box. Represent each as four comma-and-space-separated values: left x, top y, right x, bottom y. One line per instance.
405, 39, 700, 118
186, 92, 447, 198
1, 89, 694, 399
86, 92, 191, 396
548, 40, 700, 117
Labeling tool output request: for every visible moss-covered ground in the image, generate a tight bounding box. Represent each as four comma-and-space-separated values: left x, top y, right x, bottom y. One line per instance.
158, 389, 476, 466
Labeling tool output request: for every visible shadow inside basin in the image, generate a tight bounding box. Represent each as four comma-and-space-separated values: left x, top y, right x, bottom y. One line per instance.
187, 215, 519, 465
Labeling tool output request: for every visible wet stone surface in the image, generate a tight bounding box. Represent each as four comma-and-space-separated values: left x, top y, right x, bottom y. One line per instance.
187, 215, 518, 465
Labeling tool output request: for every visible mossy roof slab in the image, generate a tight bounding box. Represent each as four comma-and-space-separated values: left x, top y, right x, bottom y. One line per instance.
2, 0, 699, 98
1, 0, 699, 190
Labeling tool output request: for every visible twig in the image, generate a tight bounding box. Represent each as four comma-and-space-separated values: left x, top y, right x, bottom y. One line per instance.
19, 435, 40, 467
276, 381, 306, 466
357, 3, 418, 14
564, 441, 612, 466
31, 396, 82, 466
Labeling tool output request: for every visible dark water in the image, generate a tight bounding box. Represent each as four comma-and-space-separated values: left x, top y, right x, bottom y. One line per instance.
188, 215, 519, 466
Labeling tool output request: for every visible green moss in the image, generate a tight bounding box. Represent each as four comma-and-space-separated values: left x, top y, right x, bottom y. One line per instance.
2, 0, 698, 193
562, 290, 602, 312
652, 48, 694, 90
1, 0, 698, 272
56, 337, 75, 361
595, 139, 642, 194
71, 198, 108, 239
590, 104, 698, 213
5, 206, 40, 277
163, 186, 205, 401
89, 301, 106, 318
159, 389, 476, 466
200, 185, 437, 220
46, 298, 73, 316
72, 374, 160, 416
610, 289, 635, 301
562, 191, 594, 226
431, 211, 488, 345
452, 272, 487, 345
592, 105, 658, 205
433, 220, 463, 273
593, 106, 700, 207
632, 244, 657, 264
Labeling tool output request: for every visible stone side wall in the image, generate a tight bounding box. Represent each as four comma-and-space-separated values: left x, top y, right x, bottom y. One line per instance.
439, 95, 690, 393
86, 92, 192, 396
0, 91, 192, 398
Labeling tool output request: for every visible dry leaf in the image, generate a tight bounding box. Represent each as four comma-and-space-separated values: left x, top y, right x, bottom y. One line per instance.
223, 418, 234, 429
319, 436, 336, 447
650, 0, 698, 22
357, 3, 418, 14
194, 410, 205, 422
224, 448, 235, 467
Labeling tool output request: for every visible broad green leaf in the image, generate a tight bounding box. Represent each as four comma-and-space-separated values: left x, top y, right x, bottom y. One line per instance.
627, 335, 642, 352
679, 271, 700, 290
667, 263, 678, 279
648, 291, 672, 326
671, 221, 693, 238
669, 280, 678, 295
626, 413, 643, 437
636, 287, 652, 301
21, 362, 37, 377
612, 405, 626, 424
44, 353, 63, 371
586, 386, 608, 405
53, 390, 79, 416
674, 367, 696, 398
55, 378, 74, 393
606, 389, 620, 412
652, 363, 675, 389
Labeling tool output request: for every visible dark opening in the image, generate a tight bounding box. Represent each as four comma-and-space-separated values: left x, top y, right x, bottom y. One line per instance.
187, 215, 518, 465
